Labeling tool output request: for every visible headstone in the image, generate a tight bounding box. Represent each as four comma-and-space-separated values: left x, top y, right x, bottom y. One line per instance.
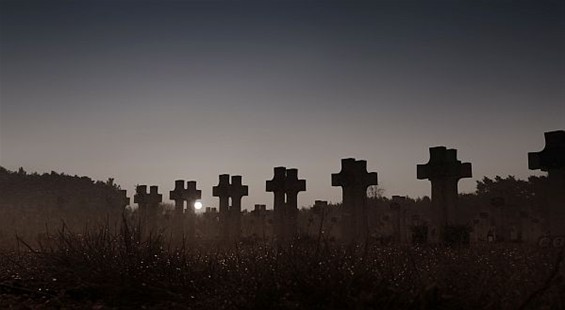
229, 175, 248, 240
134, 185, 148, 210
417, 147, 471, 243
266, 167, 287, 239
134, 185, 162, 231
284, 169, 306, 237
312, 200, 328, 215
213, 174, 231, 241
312, 200, 329, 239
529, 130, 565, 235
252, 204, 267, 239
213, 174, 248, 242
169, 180, 202, 239
332, 158, 378, 243
390, 195, 408, 244
170, 180, 187, 215
266, 167, 306, 241
254, 204, 267, 215
184, 181, 202, 215
147, 186, 163, 218
120, 189, 129, 210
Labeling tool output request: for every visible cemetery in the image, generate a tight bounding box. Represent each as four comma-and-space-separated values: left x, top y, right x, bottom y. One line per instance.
2, 0, 562, 307
53, 130, 558, 248
0, 130, 563, 308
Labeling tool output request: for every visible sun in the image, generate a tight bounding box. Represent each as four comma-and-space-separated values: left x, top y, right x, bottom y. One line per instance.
194, 201, 203, 210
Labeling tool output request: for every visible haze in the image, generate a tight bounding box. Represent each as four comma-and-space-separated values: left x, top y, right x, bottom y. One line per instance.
1, 0, 563, 209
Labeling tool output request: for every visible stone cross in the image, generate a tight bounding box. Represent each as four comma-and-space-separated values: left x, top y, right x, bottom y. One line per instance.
529, 130, 565, 235
147, 186, 163, 211
134, 185, 148, 210
284, 168, 306, 237
266, 167, 306, 240
134, 185, 162, 230
184, 181, 202, 215
332, 158, 378, 243
213, 174, 231, 240
119, 190, 130, 209
169, 180, 201, 240
417, 146, 472, 243
229, 175, 248, 240
170, 180, 187, 215
266, 167, 287, 239
213, 174, 248, 242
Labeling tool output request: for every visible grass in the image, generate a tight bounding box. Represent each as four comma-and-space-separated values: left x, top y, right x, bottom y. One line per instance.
1, 219, 563, 309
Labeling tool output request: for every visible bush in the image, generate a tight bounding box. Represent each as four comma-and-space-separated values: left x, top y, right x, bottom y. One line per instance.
442, 225, 471, 246
1, 220, 563, 309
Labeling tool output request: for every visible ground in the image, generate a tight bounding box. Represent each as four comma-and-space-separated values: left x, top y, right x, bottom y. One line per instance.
0, 231, 563, 309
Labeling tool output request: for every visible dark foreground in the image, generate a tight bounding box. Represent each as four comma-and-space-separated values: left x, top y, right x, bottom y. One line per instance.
0, 229, 563, 309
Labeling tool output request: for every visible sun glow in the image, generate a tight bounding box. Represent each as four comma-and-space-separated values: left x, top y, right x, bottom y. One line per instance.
194, 201, 203, 210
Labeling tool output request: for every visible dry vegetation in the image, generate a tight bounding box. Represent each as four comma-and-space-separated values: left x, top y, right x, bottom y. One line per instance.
0, 220, 563, 309
1, 169, 562, 308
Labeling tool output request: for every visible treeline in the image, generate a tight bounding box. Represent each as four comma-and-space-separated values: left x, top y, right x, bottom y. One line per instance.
0, 166, 550, 246
0, 167, 127, 247
0, 166, 125, 213
362, 175, 549, 243
364, 175, 548, 216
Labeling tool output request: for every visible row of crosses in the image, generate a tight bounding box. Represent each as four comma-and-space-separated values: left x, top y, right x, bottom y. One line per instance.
127, 130, 563, 244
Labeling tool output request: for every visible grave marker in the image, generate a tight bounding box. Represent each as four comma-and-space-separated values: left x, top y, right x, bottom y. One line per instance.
284, 169, 306, 237
253, 204, 267, 239
390, 195, 408, 244
170, 180, 187, 215
417, 147, 472, 243
213, 174, 248, 242
213, 174, 231, 241
266, 167, 287, 238
170, 180, 201, 239
529, 130, 565, 236
266, 167, 306, 241
229, 175, 248, 240
119, 190, 129, 209
332, 158, 378, 242
134, 185, 162, 232
184, 181, 202, 215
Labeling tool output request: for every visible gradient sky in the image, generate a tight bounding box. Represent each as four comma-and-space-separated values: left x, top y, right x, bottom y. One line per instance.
1, 0, 564, 210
